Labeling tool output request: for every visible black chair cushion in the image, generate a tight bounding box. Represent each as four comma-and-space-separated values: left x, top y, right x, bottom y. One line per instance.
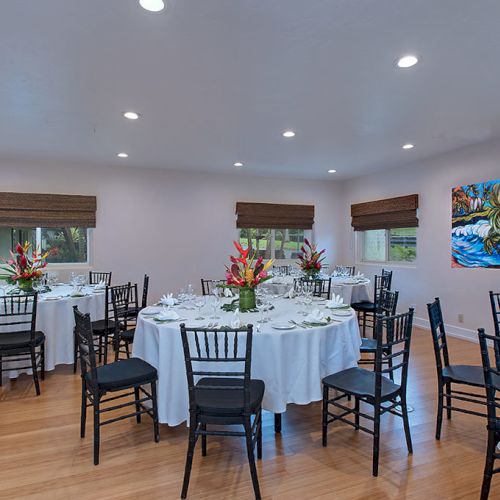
442, 364, 490, 387
91, 319, 116, 334
86, 357, 157, 390
0, 330, 45, 350
120, 329, 135, 342
351, 301, 375, 312
194, 377, 265, 415
323, 367, 400, 400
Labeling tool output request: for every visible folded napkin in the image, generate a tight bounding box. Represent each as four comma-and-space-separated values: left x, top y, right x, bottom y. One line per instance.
286, 287, 296, 299
160, 293, 176, 306
326, 294, 344, 308
95, 280, 106, 290
355, 272, 365, 279
230, 308, 241, 329
304, 309, 328, 324
156, 309, 180, 321
224, 288, 233, 298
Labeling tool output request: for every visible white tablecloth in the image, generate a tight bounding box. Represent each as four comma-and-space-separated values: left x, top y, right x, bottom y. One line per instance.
133, 297, 361, 426
1, 285, 105, 378
263, 276, 371, 304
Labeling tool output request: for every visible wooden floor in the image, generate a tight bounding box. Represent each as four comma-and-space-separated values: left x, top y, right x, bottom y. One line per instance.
1, 327, 498, 500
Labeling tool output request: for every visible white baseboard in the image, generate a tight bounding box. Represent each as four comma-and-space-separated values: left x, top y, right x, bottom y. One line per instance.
413, 315, 478, 343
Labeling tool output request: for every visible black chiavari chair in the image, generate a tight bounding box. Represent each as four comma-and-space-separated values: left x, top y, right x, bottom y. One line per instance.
88, 271, 112, 286
111, 284, 135, 361
200, 279, 225, 296
322, 309, 414, 476
334, 265, 356, 277
381, 268, 393, 290
427, 297, 488, 440
0, 293, 45, 395
179, 323, 264, 499
73, 306, 159, 465
295, 277, 332, 299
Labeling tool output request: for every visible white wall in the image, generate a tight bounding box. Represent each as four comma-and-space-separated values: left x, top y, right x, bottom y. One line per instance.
339, 138, 500, 341
0, 159, 343, 301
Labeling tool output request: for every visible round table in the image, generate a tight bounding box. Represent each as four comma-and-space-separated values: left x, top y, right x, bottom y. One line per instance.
133, 296, 361, 426
262, 276, 371, 304
1, 285, 105, 379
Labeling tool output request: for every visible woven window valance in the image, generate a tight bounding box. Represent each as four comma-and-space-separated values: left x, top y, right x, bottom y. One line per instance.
236, 202, 315, 229
0, 192, 97, 228
351, 194, 418, 231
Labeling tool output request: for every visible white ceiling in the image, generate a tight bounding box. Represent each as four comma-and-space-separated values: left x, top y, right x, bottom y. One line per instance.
1, 0, 500, 180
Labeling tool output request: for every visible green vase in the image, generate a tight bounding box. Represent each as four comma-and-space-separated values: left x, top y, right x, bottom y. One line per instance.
239, 287, 256, 311
304, 269, 320, 279
18, 278, 34, 293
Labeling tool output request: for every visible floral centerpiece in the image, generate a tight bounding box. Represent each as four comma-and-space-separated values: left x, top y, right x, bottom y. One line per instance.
225, 241, 273, 311
298, 238, 325, 278
0, 242, 49, 292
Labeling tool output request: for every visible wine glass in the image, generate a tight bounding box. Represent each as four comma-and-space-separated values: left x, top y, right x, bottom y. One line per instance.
210, 294, 221, 320
195, 296, 206, 320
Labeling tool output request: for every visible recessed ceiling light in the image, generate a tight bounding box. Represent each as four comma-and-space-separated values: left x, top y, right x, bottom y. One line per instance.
117, 152, 129, 158
396, 55, 419, 68
282, 130, 296, 138
123, 111, 140, 120
402, 143, 414, 150
234, 162, 243, 167
328, 169, 337, 173
139, 0, 165, 12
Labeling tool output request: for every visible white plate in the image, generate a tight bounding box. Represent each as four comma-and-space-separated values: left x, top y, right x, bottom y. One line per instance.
44, 296, 62, 301
331, 309, 353, 316
271, 323, 296, 330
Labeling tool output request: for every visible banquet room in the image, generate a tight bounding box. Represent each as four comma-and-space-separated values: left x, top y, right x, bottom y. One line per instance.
2, 1, 500, 499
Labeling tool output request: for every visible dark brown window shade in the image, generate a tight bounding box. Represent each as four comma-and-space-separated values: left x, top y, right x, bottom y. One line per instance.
351, 194, 418, 231
236, 202, 315, 229
0, 192, 97, 228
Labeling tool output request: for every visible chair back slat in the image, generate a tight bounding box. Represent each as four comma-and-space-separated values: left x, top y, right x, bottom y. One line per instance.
89, 271, 112, 286
427, 298, 450, 374
381, 269, 393, 290
180, 324, 254, 413
490, 291, 500, 337
0, 293, 38, 342
73, 306, 98, 383
377, 289, 399, 316
141, 275, 149, 308
374, 308, 414, 398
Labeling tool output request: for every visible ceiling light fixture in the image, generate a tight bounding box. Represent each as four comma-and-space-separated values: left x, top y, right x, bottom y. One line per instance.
402, 143, 414, 150
139, 0, 165, 12
234, 162, 243, 167
117, 152, 129, 158
396, 54, 419, 68
123, 111, 140, 120
328, 169, 337, 173
282, 130, 296, 138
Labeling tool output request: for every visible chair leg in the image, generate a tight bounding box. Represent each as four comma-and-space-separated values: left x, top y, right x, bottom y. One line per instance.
257, 411, 263, 460
436, 382, 444, 440
355, 397, 360, 430
201, 423, 207, 456
481, 429, 497, 500
401, 397, 413, 454
181, 414, 197, 499
98, 336, 103, 364
30, 346, 41, 396
93, 396, 100, 465
151, 380, 160, 443
125, 342, 131, 359
73, 328, 78, 373
372, 404, 381, 477
445, 381, 452, 419
40, 343, 45, 381
322, 385, 329, 447
81, 380, 87, 438
103, 333, 109, 365
244, 416, 262, 500
134, 387, 141, 423
387, 355, 394, 381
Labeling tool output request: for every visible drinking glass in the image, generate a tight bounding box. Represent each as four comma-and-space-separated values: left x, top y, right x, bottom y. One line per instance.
210, 294, 221, 320
195, 297, 206, 320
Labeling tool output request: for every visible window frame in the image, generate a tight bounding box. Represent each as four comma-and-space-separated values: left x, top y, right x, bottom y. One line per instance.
356, 227, 417, 267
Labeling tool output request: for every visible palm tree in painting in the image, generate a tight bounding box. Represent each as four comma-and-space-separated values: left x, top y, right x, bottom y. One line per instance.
483, 183, 500, 255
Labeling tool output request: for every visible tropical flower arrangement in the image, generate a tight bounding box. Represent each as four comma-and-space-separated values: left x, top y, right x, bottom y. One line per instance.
0, 242, 49, 292
225, 241, 273, 311
298, 238, 326, 277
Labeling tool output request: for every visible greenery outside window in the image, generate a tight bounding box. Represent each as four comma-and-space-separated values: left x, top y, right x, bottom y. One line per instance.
239, 228, 312, 261
360, 227, 416, 263
0, 227, 90, 265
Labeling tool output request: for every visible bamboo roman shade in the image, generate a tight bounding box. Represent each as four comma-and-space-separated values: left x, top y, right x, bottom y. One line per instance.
0, 192, 97, 228
351, 194, 418, 231
236, 202, 315, 229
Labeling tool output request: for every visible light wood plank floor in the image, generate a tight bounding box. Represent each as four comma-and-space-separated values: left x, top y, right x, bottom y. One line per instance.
1, 328, 498, 499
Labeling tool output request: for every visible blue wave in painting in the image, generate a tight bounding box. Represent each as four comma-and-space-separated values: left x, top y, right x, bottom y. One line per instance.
452, 220, 500, 267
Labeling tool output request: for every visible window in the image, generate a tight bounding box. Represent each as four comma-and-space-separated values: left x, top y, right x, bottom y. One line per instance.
0, 227, 90, 265
239, 228, 312, 261
360, 227, 416, 263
